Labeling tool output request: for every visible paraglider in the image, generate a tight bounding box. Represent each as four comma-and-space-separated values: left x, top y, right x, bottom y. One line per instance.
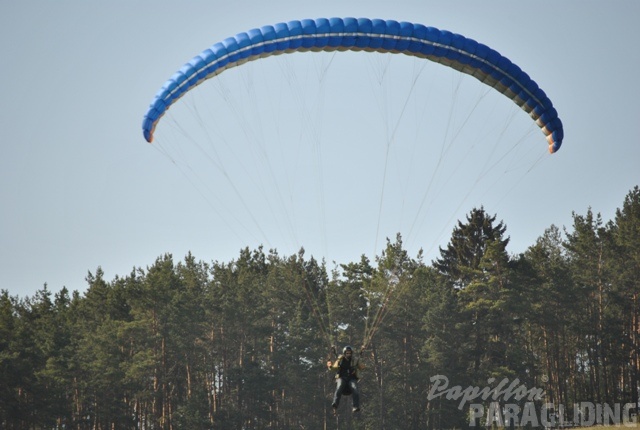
141, 18, 564, 418
142, 18, 563, 153
327, 345, 365, 415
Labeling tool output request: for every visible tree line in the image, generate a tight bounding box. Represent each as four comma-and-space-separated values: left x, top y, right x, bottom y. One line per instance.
1, 186, 639, 429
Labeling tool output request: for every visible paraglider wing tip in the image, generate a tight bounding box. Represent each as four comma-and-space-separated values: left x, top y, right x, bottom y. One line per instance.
143, 128, 154, 143
546, 133, 562, 154
142, 115, 157, 143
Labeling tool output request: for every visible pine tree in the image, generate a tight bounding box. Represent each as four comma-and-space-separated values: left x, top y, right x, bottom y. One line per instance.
611, 186, 640, 407
0, 290, 20, 428
564, 209, 616, 404
518, 225, 576, 407
433, 208, 512, 377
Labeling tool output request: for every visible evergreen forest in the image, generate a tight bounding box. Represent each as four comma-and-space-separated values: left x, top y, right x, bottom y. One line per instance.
1, 186, 640, 430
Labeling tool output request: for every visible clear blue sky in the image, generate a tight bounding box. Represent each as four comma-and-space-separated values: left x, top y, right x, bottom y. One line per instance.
2, 1, 639, 298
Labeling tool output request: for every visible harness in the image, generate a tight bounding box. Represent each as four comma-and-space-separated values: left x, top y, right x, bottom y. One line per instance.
336, 355, 359, 380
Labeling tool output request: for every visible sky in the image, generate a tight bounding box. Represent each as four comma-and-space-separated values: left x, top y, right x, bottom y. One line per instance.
2, 1, 639, 299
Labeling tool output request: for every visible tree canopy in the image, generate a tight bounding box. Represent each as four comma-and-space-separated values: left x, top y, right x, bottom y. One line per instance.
1, 187, 639, 429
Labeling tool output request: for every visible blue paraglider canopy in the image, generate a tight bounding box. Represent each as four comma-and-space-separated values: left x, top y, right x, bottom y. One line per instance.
142, 17, 563, 153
